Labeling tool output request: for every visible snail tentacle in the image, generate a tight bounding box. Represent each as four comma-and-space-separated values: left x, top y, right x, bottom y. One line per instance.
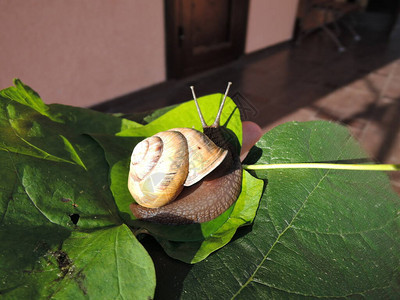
212, 81, 232, 127
190, 85, 207, 128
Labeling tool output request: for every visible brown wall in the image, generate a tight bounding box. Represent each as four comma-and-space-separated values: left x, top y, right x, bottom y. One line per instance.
0, 0, 166, 107
0, 1, 298, 107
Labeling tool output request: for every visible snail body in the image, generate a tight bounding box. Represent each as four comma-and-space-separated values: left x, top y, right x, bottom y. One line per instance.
129, 83, 242, 225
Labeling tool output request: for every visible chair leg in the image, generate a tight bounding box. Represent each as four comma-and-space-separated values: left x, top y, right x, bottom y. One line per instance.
332, 13, 342, 36
339, 18, 361, 41
321, 23, 346, 52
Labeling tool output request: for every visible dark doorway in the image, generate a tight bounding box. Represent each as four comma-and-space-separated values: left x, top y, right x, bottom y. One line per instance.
165, 0, 249, 78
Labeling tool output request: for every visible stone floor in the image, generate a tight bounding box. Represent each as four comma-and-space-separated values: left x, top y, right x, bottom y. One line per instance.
93, 13, 400, 194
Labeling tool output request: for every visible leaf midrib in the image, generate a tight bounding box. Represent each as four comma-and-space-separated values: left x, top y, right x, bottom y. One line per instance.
114, 226, 124, 300
4, 105, 78, 166
242, 277, 395, 299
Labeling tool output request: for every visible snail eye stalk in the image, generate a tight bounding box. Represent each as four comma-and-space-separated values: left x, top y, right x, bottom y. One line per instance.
190, 86, 208, 128
213, 82, 232, 127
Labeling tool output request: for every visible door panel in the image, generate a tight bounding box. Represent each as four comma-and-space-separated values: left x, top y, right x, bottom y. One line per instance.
166, 0, 249, 78
191, 0, 231, 49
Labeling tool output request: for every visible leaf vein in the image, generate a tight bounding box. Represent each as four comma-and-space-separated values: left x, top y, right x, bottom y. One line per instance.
191, 269, 212, 299
114, 227, 124, 300
5, 148, 57, 225
218, 255, 243, 288
252, 277, 395, 299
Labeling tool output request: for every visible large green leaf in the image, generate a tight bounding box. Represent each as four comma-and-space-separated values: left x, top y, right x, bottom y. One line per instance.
48, 103, 141, 134
0, 104, 120, 228
0, 225, 155, 299
0, 97, 81, 166
0, 81, 156, 298
51, 224, 155, 299
151, 121, 400, 299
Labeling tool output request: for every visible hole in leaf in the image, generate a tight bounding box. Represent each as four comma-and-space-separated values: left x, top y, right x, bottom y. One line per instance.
69, 214, 80, 225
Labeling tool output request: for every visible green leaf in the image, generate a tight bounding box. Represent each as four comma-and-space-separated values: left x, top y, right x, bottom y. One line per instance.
0, 80, 135, 229
48, 103, 141, 134
116, 103, 180, 125
0, 98, 91, 168
0, 80, 157, 299
0, 79, 59, 122
142, 103, 180, 124
0, 120, 120, 229
59, 135, 88, 170
0, 224, 71, 299
52, 225, 155, 299
0, 225, 155, 299
0, 81, 146, 297
152, 121, 400, 298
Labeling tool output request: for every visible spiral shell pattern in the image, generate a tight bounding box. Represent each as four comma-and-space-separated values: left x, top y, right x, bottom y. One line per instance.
128, 131, 189, 208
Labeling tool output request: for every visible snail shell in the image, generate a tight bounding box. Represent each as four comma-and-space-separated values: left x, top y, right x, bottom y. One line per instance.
129, 82, 242, 224
128, 128, 228, 208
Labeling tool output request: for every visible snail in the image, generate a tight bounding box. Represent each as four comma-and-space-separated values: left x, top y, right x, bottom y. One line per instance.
128, 82, 242, 225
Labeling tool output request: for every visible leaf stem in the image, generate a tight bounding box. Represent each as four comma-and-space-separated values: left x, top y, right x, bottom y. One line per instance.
242, 163, 400, 171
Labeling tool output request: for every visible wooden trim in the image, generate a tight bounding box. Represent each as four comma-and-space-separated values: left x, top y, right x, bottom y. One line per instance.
165, 0, 182, 78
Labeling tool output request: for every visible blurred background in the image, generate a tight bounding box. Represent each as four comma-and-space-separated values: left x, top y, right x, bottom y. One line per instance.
1, 0, 399, 192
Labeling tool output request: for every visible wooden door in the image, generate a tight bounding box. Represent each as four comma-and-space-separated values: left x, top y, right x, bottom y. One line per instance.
166, 0, 249, 78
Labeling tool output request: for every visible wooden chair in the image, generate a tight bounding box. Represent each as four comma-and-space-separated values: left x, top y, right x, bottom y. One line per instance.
296, 0, 362, 52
